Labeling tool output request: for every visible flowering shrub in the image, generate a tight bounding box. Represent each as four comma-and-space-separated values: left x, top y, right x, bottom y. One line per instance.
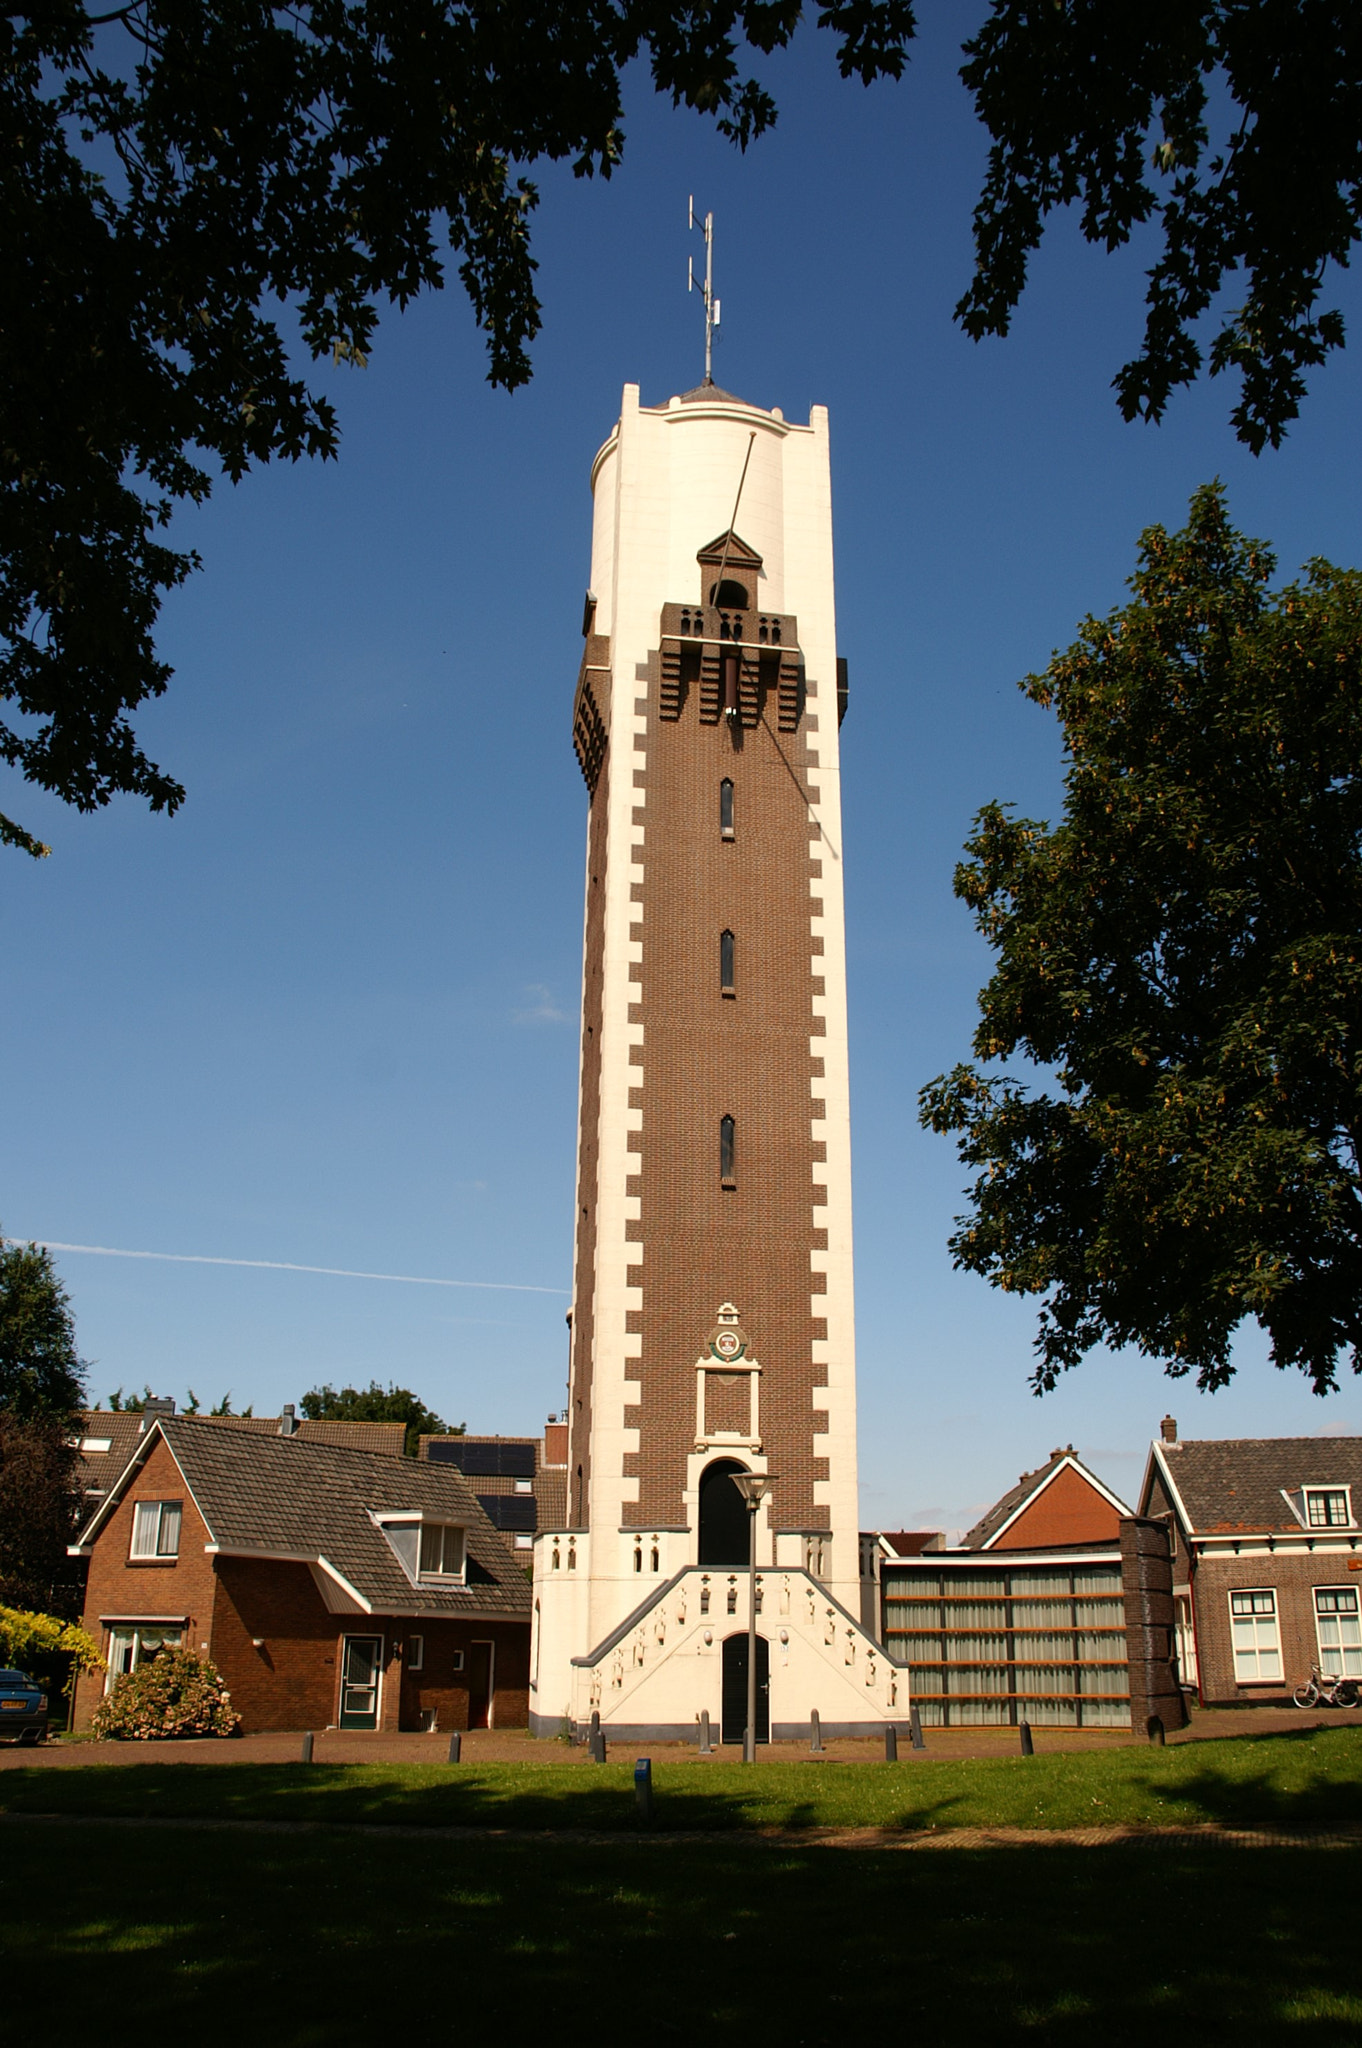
93, 1648, 241, 1740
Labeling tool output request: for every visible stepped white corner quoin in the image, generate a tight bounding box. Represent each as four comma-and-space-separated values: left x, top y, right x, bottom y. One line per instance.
533, 381, 893, 1740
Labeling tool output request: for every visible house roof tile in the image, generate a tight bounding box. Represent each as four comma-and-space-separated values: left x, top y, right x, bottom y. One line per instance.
1152, 1436, 1362, 1533
78, 1416, 530, 1618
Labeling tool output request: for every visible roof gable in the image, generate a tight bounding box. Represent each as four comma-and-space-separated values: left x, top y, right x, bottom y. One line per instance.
964, 1451, 1132, 1551
1144, 1436, 1362, 1534
75, 1417, 530, 1618
696, 530, 763, 569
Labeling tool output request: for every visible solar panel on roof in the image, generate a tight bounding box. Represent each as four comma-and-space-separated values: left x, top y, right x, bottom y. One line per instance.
478, 1493, 537, 1532
429, 1440, 536, 1477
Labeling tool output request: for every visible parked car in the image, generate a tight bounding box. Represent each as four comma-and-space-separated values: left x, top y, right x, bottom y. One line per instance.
0, 1668, 48, 1744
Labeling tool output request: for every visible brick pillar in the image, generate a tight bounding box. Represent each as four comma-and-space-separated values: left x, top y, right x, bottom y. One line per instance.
1119, 1516, 1189, 1734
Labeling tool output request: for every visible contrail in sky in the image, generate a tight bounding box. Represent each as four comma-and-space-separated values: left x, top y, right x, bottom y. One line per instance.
4, 1238, 568, 1296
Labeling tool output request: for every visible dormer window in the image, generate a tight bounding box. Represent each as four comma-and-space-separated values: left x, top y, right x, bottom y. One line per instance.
1306, 1487, 1352, 1529
418, 1523, 466, 1578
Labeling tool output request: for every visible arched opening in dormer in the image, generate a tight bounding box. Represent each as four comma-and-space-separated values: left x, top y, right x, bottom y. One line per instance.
709, 578, 750, 610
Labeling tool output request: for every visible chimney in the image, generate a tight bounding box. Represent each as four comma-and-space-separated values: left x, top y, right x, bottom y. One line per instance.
543, 1417, 569, 1468
138, 1394, 176, 1433
279, 1404, 300, 1437
1160, 1415, 1178, 1444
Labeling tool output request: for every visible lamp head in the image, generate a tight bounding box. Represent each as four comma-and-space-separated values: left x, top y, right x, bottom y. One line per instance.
731, 1472, 775, 1508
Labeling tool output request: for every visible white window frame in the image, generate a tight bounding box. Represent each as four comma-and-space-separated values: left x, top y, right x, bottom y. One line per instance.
1304, 1486, 1353, 1530
129, 1500, 183, 1560
418, 1522, 466, 1580
1174, 1594, 1198, 1686
406, 1635, 425, 1673
1229, 1588, 1282, 1683
105, 1624, 183, 1690
1314, 1586, 1362, 1678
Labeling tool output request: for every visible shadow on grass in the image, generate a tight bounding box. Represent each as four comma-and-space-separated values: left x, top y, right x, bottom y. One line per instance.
2, 1823, 1359, 2046
2, 1726, 1360, 1836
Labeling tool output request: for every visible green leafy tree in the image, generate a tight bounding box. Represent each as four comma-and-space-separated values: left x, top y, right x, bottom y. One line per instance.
7, 4, 1357, 855
300, 1380, 462, 1456
957, 2, 1362, 454
0, 0, 911, 857
0, 1415, 86, 1614
920, 484, 1362, 1396
0, 1236, 85, 1418
0, 1237, 87, 1613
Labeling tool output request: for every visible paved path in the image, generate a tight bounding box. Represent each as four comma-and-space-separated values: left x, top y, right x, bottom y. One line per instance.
8, 1703, 1359, 1768
3, 1810, 1359, 1851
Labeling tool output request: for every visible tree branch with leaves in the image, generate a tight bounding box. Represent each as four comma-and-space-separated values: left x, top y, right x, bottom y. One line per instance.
920, 484, 1362, 1396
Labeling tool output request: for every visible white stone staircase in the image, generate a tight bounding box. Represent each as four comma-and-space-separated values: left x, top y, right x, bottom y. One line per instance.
566, 1564, 906, 1741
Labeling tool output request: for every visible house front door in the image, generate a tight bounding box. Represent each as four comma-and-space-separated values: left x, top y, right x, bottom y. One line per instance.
721, 1632, 769, 1745
339, 1635, 383, 1729
467, 1641, 494, 1730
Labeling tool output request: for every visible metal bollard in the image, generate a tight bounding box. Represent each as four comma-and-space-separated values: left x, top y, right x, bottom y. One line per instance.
447, 1731, 462, 1763
1147, 1714, 1166, 1747
634, 1756, 654, 1826
698, 1709, 713, 1754
1019, 1720, 1034, 1757
910, 1706, 925, 1751
809, 1708, 824, 1754
590, 1728, 607, 1763
885, 1724, 898, 1762
300, 1731, 314, 1764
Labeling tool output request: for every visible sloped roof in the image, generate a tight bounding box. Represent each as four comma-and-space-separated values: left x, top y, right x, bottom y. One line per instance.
962, 1449, 1131, 1550
76, 1416, 530, 1618
1148, 1436, 1362, 1534
875, 1531, 945, 1558
679, 382, 760, 408
72, 1410, 405, 1497
536, 1470, 568, 1527
696, 529, 763, 567
204, 1417, 407, 1455
73, 1411, 146, 1493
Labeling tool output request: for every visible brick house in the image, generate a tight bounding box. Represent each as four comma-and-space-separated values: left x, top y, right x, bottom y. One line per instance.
69, 1415, 531, 1734
877, 1449, 1183, 1732
1139, 1420, 1362, 1706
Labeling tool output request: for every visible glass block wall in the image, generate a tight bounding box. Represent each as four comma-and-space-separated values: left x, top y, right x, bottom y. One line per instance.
881, 1562, 1131, 1727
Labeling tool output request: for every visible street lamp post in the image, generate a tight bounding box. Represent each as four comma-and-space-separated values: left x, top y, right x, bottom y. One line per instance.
731, 1473, 775, 1764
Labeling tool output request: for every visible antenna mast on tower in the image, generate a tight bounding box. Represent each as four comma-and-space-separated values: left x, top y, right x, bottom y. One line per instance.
688, 198, 719, 384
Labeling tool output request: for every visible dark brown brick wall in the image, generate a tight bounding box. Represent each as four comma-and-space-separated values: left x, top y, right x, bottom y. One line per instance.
567, 745, 611, 1528
72, 1435, 217, 1730
1189, 1548, 1362, 1704
627, 641, 824, 1531
397, 1620, 531, 1731
209, 1557, 341, 1731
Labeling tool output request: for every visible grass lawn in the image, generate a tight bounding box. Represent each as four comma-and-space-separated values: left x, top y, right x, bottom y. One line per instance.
3, 1820, 1360, 2044
2, 1725, 1360, 1833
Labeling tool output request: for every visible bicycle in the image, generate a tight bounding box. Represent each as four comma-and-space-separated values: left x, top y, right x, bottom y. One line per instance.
1292, 1663, 1361, 1709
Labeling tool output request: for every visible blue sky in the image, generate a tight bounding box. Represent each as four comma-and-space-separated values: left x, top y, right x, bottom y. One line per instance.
5, 9, 1361, 1536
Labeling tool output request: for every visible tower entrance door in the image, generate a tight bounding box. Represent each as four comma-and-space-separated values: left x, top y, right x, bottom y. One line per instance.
721, 1632, 770, 1744
698, 1459, 748, 1566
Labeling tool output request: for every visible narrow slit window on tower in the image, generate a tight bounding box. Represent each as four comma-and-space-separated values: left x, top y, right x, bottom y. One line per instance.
720, 1114, 736, 1187
720, 929, 735, 996
720, 778, 734, 839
